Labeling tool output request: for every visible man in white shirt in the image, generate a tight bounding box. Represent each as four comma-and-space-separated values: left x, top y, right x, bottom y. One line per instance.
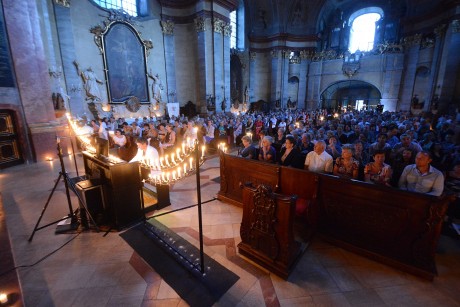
398, 151, 444, 196
304, 140, 333, 173
130, 137, 160, 170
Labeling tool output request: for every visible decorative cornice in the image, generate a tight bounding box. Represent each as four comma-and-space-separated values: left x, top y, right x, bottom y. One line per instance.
249, 51, 256, 61
400, 33, 422, 47
281, 50, 291, 59
194, 17, 206, 32
249, 33, 319, 44
270, 50, 278, 58
161, 11, 229, 25
159, 0, 238, 10
452, 20, 460, 33
300, 50, 312, 59
420, 36, 435, 49
54, 0, 70, 7
160, 20, 175, 35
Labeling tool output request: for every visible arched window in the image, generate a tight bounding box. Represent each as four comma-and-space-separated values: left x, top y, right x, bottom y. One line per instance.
91, 0, 138, 17
230, 0, 245, 50
348, 8, 383, 53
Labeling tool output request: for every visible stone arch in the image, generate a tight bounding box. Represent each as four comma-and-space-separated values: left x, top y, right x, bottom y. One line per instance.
320, 80, 382, 111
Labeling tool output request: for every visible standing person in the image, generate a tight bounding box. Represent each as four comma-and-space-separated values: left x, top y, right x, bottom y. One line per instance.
304, 140, 333, 173
98, 117, 108, 140
398, 151, 444, 196
205, 120, 215, 144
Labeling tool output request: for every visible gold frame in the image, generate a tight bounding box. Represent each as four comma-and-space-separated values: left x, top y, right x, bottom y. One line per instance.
91, 16, 153, 104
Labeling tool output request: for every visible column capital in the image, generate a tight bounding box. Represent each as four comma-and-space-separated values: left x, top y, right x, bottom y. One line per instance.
194, 17, 206, 32
160, 20, 174, 35
54, 0, 70, 8
452, 20, 460, 33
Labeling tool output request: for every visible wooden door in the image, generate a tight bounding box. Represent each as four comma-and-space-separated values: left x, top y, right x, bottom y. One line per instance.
0, 110, 23, 169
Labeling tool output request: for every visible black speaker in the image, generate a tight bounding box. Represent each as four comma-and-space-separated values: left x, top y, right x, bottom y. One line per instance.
76, 179, 105, 226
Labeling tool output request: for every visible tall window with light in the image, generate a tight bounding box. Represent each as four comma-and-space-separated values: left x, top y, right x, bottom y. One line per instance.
92, 0, 138, 17
348, 12, 381, 53
230, 10, 237, 49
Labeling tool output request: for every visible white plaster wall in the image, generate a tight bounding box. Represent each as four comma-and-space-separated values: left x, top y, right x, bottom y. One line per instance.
174, 23, 198, 104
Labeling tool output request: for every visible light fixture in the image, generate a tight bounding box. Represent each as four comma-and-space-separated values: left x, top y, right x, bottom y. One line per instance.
46, 157, 53, 162
0, 293, 8, 304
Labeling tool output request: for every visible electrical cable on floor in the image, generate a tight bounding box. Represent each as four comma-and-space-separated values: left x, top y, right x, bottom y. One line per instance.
0, 232, 81, 278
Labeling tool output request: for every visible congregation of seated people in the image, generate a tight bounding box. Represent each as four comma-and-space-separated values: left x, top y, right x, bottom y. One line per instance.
81, 108, 459, 200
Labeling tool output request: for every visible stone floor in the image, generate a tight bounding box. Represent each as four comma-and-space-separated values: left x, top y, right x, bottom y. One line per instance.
0, 153, 460, 306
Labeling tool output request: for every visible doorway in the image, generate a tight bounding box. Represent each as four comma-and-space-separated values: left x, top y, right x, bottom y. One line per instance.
0, 109, 23, 169
321, 80, 381, 111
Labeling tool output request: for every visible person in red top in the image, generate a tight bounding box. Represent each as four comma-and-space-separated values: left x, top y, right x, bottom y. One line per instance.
254, 115, 264, 140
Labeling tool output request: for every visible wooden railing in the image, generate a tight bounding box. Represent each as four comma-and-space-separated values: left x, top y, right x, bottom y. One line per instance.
217, 153, 454, 280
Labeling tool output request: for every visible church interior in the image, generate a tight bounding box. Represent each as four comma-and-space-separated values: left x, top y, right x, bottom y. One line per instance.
1, 0, 460, 306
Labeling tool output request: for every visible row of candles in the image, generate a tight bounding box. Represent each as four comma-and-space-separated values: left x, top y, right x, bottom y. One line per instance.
67, 114, 227, 186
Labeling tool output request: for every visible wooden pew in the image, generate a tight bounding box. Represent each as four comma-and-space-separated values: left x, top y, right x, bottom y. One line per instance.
217, 152, 454, 280
239, 183, 302, 279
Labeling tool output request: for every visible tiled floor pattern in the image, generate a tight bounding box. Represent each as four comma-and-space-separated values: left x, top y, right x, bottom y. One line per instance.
0, 153, 460, 306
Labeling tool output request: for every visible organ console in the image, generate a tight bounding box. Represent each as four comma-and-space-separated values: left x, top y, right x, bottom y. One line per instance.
82, 151, 144, 230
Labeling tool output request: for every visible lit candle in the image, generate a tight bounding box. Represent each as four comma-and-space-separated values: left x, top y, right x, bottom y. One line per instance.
161, 172, 166, 182
167, 172, 170, 181
186, 137, 190, 148
177, 166, 181, 178
159, 157, 164, 167
176, 148, 181, 160
171, 153, 175, 164
0, 293, 7, 304
202, 145, 205, 158
172, 170, 176, 180
189, 157, 193, 170
182, 142, 186, 155
165, 154, 170, 166
184, 163, 187, 174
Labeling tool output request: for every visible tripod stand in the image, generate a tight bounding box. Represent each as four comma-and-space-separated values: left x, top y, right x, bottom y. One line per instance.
28, 137, 99, 242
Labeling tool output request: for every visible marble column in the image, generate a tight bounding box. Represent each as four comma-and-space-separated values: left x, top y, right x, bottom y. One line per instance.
3, 0, 62, 162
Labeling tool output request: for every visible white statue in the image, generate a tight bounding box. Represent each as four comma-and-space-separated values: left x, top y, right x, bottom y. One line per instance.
148, 70, 163, 103
73, 61, 103, 102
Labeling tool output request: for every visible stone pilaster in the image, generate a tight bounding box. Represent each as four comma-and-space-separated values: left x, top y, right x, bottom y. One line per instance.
3, 0, 62, 162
